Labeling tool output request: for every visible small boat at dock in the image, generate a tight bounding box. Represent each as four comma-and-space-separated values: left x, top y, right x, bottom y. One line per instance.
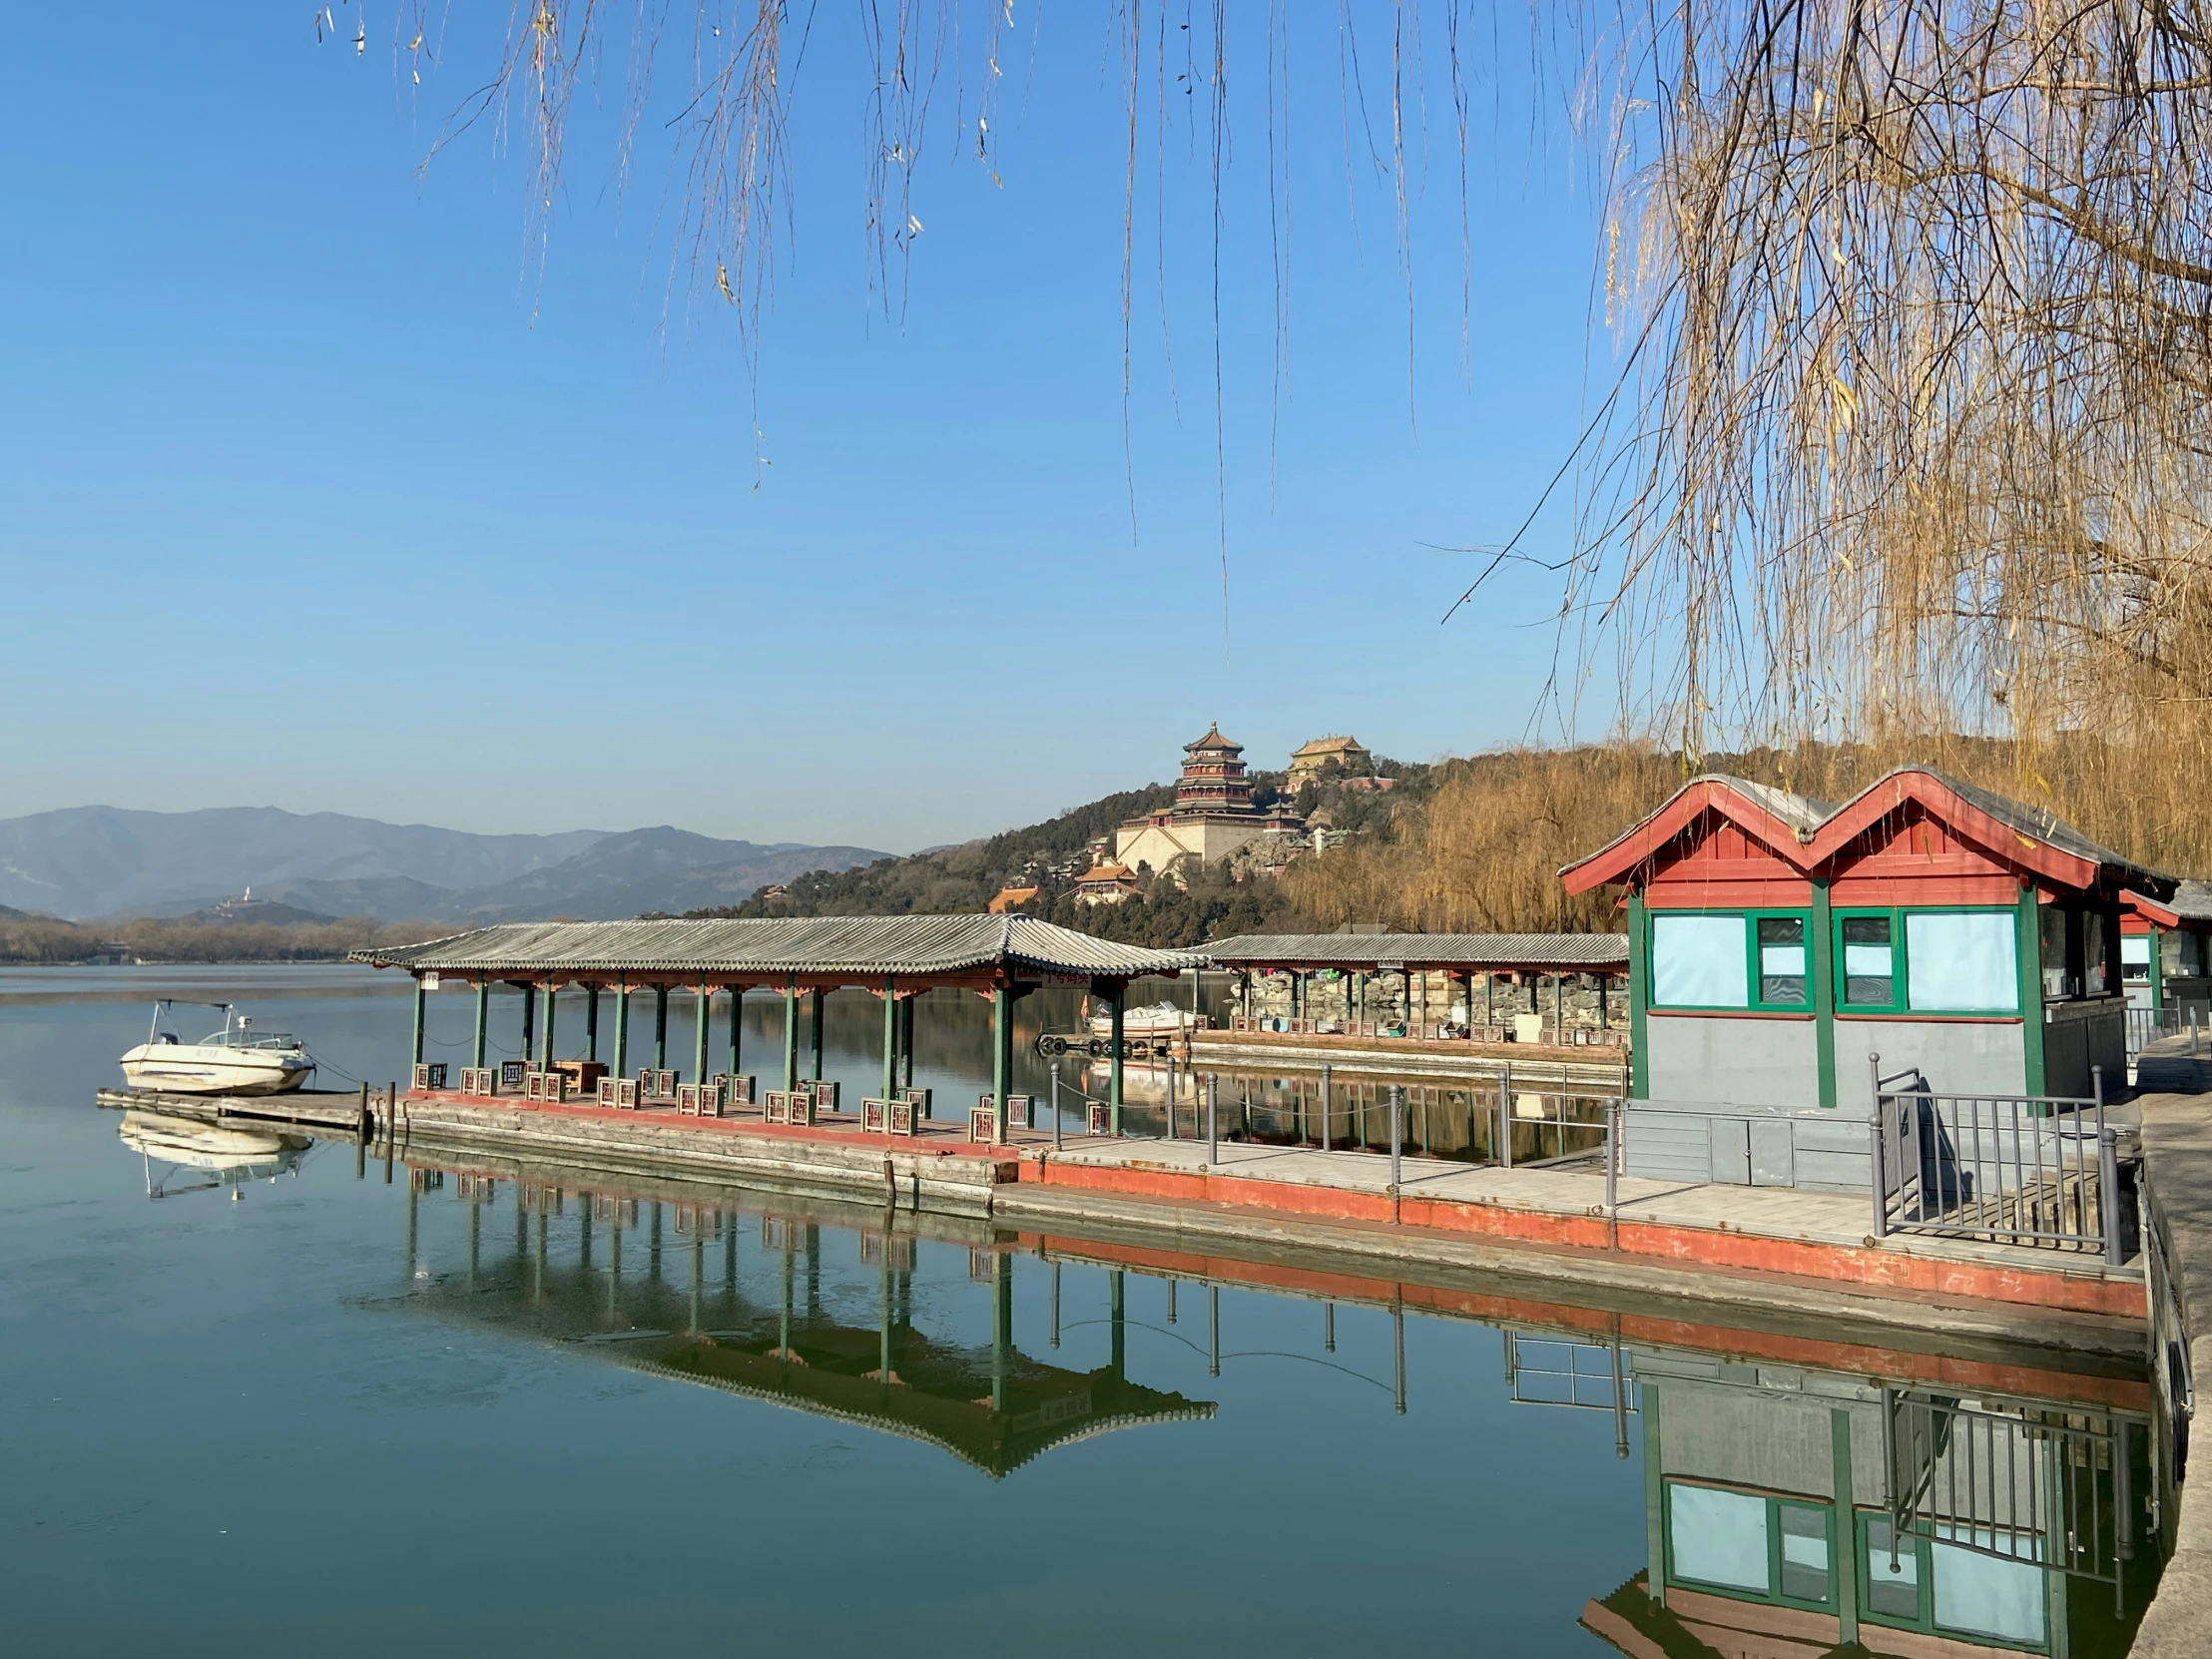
118, 1000, 315, 1096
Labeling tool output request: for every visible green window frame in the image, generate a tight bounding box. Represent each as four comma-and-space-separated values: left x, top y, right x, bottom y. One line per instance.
1855, 1511, 2052, 1654
1831, 906, 2022, 1017
1660, 1479, 1836, 1612
1647, 909, 1814, 1013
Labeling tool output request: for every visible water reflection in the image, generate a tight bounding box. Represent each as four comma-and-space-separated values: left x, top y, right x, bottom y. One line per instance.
363, 1130, 2161, 1654
118, 1108, 313, 1199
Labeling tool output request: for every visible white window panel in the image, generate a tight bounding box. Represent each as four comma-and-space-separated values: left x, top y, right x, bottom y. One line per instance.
1652, 915, 1748, 1008
1907, 912, 2018, 1012
1668, 1484, 1770, 1593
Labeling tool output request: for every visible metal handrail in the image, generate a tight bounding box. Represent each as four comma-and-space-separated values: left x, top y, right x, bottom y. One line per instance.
1867, 1050, 2121, 1263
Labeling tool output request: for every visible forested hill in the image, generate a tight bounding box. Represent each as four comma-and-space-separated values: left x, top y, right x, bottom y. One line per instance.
673, 760, 1434, 949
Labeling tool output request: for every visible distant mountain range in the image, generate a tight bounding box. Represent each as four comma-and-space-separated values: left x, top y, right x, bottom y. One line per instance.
0, 806, 889, 924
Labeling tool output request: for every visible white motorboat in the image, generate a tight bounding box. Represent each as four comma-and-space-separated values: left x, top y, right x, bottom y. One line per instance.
118, 1000, 315, 1096
1087, 999, 1209, 1038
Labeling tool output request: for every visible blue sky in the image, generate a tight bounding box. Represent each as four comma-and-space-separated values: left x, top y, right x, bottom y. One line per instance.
2, 5, 1617, 852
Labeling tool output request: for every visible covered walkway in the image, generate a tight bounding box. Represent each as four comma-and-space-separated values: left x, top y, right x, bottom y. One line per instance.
353, 915, 1206, 1133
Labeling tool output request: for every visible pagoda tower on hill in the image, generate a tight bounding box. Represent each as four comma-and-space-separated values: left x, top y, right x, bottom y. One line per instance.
1114, 723, 1301, 874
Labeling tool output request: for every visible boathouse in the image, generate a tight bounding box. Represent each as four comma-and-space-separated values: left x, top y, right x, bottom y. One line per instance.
353, 915, 1206, 1130
1558, 769, 2172, 1182
2121, 880, 2212, 1025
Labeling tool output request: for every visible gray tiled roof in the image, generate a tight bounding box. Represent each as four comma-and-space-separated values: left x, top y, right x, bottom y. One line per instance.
1202, 932, 1628, 969
351, 915, 1209, 980
2166, 879, 2212, 923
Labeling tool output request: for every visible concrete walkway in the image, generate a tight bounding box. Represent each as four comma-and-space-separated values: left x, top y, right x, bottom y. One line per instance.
2129, 1043, 2212, 1656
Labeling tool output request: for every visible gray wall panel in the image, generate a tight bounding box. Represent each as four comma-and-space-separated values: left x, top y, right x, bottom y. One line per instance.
1835, 1019, 2025, 1111
1646, 1016, 1819, 1108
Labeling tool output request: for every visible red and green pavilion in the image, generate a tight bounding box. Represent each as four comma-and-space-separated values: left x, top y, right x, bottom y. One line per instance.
353, 914, 1207, 1127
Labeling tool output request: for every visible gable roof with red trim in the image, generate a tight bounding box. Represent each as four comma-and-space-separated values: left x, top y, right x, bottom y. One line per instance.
1559, 767, 2173, 900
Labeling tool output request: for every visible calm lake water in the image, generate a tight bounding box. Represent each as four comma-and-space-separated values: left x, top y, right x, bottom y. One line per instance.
0, 966, 2157, 1655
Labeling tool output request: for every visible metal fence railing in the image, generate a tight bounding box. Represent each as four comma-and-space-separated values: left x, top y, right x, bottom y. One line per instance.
1869, 1053, 2122, 1263
2125, 1002, 2211, 1063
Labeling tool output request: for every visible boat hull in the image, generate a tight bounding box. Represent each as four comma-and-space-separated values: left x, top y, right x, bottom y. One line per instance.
118, 1045, 312, 1096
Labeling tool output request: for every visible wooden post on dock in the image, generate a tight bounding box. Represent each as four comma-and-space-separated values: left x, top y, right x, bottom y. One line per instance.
653, 986, 669, 1071
473, 979, 488, 1068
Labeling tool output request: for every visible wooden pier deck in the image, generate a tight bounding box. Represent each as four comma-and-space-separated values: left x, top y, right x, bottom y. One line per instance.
94, 1086, 369, 1135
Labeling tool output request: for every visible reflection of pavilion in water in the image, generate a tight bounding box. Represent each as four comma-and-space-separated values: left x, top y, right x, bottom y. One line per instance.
1570, 1342, 2156, 1658
389, 1168, 1214, 1480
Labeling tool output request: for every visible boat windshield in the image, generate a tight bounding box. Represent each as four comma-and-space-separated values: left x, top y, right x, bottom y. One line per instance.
196, 1029, 300, 1050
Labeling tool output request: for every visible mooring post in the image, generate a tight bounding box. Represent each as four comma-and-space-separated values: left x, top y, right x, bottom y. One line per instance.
410, 974, 426, 1066
653, 985, 669, 1072
472, 978, 488, 1069
382, 1082, 395, 1184
1050, 1059, 1062, 1151
1388, 1083, 1402, 1197
1605, 1096, 1621, 1215
1207, 1072, 1219, 1164
355, 1081, 368, 1180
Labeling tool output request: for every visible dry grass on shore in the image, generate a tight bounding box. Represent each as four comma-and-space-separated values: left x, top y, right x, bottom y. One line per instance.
1282, 737, 2212, 935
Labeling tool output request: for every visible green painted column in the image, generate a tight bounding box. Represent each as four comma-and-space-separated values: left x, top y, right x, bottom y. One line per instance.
653, 985, 669, 1071
1108, 983, 1126, 1133
612, 982, 630, 1078
1626, 890, 1650, 1099
585, 985, 600, 1062
782, 978, 799, 1094
539, 981, 556, 1067
1811, 875, 1838, 1109
1832, 1407, 1859, 1644
2150, 922, 2167, 1014
472, 978, 488, 1068
2018, 881, 2047, 1095
694, 984, 711, 1086
881, 977, 897, 1105
992, 983, 1011, 1125
811, 988, 827, 1083
411, 975, 426, 1066
728, 986, 744, 1078
518, 983, 533, 1070
897, 996, 914, 1087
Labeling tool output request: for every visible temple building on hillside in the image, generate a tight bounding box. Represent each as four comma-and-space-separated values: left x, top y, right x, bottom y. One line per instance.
1288, 734, 1375, 788
1115, 724, 1301, 875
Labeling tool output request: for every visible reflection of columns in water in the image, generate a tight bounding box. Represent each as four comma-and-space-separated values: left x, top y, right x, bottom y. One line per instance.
534, 1211, 547, 1304
514, 1192, 527, 1260
608, 1206, 623, 1321
1049, 1262, 1061, 1349
1167, 1279, 1177, 1325
1109, 1269, 1126, 1379
649, 1202, 663, 1284
579, 1198, 593, 1271
805, 1225, 821, 1320
990, 1253, 1011, 1414
467, 1201, 479, 1291
725, 1222, 738, 1305
876, 1237, 892, 1396
1208, 1286, 1220, 1377
1392, 1304, 1406, 1415
689, 1237, 702, 1337
778, 1236, 795, 1374
1325, 1303, 1336, 1352
404, 1183, 418, 1284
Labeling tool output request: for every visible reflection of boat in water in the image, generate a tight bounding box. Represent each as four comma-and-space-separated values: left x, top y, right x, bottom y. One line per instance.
118, 1000, 314, 1095
120, 1109, 311, 1199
